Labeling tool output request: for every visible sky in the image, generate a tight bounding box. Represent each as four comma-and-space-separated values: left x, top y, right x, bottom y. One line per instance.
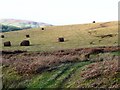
0, 0, 119, 25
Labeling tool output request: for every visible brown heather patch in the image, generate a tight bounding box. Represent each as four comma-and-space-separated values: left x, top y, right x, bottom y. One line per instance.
81, 59, 119, 80
2, 54, 82, 74
1, 46, 119, 74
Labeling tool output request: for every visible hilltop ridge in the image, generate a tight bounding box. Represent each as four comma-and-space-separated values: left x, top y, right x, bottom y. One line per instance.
0, 19, 52, 32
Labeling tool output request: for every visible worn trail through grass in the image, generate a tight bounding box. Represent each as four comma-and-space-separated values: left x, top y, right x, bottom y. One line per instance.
27, 61, 91, 89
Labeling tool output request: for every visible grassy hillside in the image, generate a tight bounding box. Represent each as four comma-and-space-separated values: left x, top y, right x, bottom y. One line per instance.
0, 21, 118, 51
1, 21, 119, 89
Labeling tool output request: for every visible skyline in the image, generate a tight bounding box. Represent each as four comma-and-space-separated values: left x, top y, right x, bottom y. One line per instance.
0, 0, 119, 25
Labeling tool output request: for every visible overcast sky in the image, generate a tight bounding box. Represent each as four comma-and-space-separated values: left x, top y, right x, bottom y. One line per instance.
0, 0, 119, 25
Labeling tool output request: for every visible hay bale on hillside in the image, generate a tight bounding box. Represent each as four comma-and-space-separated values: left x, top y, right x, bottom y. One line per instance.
1, 35, 4, 38
26, 35, 30, 38
42, 28, 44, 30
58, 37, 64, 42
93, 21, 96, 23
20, 40, 30, 46
4, 41, 11, 47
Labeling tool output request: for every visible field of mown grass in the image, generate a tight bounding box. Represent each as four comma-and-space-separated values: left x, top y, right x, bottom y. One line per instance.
0, 21, 118, 51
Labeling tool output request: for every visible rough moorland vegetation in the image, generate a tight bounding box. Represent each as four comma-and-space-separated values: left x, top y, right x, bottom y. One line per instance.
1, 46, 120, 89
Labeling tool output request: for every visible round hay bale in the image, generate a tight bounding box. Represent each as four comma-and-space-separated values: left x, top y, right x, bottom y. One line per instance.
4, 41, 11, 47
26, 35, 30, 38
1, 35, 4, 38
20, 40, 30, 46
58, 37, 64, 42
93, 21, 96, 23
41, 28, 44, 30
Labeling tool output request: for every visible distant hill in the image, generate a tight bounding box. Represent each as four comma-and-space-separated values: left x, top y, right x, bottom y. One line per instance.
0, 19, 52, 32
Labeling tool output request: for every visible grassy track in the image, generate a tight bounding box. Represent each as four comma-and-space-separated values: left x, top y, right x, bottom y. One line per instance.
27, 61, 91, 89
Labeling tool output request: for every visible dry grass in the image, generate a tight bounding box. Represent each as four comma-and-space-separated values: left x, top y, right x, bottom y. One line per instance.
81, 59, 119, 80
2, 46, 119, 74
79, 59, 120, 88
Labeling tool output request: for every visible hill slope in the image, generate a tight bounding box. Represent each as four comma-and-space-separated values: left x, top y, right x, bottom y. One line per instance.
0, 21, 118, 51
1, 21, 119, 89
0, 19, 52, 32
